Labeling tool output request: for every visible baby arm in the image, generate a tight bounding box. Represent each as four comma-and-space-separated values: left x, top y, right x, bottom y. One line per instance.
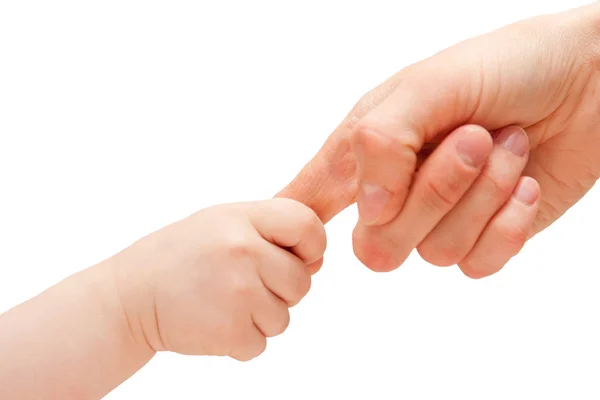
0, 258, 152, 399
0, 198, 326, 399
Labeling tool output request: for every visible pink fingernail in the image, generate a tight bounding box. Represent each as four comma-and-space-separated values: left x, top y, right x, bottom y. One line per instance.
357, 183, 391, 225
456, 128, 491, 168
494, 126, 529, 157
513, 177, 539, 205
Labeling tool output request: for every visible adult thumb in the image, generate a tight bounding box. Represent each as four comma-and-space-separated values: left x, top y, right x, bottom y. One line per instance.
352, 49, 490, 227
275, 75, 406, 223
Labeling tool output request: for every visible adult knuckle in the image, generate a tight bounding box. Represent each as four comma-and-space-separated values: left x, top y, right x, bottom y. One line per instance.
498, 223, 528, 249
352, 118, 394, 150
421, 176, 457, 211
354, 119, 419, 155
480, 170, 515, 198
417, 240, 465, 267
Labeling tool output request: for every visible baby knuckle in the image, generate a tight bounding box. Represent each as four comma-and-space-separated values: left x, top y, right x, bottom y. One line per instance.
243, 336, 267, 361
290, 274, 312, 306
221, 242, 263, 273
270, 311, 291, 337
224, 237, 259, 260
228, 272, 260, 301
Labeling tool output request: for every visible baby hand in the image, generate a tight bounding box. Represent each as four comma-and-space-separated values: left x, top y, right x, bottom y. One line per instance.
111, 198, 326, 361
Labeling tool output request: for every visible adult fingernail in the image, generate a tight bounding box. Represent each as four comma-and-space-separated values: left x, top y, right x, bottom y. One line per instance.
494, 126, 529, 157
357, 183, 391, 225
456, 128, 491, 168
513, 177, 539, 205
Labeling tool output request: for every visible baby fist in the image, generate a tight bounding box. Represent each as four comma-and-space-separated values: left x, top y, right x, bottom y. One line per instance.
112, 198, 326, 362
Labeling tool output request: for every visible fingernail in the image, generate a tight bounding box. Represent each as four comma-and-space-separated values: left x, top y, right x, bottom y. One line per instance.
456, 129, 491, 167
513, 177, 539, 205
494, 126, 529, 157
357, 183, 391, 225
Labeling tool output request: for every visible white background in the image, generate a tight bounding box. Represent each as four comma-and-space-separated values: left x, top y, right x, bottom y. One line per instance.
1, 1, 599, 399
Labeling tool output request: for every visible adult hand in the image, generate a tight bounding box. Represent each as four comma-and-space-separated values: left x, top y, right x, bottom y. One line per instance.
277, 2, 600, 278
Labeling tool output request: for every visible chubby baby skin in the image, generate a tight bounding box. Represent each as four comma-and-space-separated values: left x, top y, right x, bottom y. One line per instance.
0, 198, 326, 400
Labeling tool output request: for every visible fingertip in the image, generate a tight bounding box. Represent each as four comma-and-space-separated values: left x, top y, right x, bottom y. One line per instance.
455, 125, 494, 169
459, 253, 515, 281
296, 212, 327, 265
457, 178, 539, 279
352, 226, 401, 273
459, 261, 484, 279
459, 261, 500, 280
258, 198, 327, 264
492, 125, 530, 158
512, 176, 540, 206
416, 240, 461, 267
